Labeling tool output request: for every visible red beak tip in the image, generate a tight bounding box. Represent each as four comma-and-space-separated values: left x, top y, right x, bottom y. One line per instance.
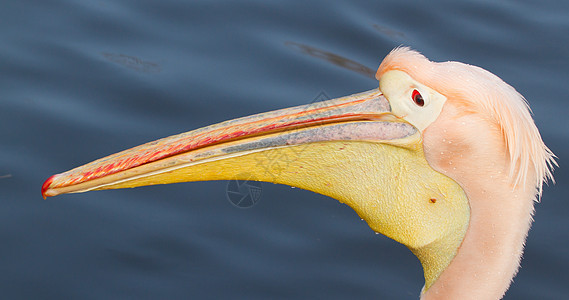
41, 175, 56, 199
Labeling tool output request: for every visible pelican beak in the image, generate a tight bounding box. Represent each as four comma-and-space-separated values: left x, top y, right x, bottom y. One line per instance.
42, 88, 417, 198
41, 87, 470, 290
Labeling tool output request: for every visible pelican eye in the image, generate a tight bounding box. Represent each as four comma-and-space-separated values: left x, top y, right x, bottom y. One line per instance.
412, 90, 424, 107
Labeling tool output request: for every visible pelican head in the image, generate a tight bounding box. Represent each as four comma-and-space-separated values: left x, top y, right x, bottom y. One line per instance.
41, 48, 555, 299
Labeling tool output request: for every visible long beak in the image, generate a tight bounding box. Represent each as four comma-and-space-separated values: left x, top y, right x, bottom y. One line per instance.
42, 88, 416, 198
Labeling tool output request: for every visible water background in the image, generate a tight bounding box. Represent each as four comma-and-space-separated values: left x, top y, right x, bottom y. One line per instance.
2, 0, 568, 299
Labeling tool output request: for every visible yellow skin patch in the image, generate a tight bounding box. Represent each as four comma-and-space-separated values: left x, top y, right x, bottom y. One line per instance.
90, 139, 469, 289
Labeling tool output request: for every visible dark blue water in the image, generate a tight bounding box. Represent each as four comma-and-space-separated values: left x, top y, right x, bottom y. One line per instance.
2, 0, 568, 299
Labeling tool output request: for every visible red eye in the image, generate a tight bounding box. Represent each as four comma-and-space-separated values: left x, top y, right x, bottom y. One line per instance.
412, 90, 424, 107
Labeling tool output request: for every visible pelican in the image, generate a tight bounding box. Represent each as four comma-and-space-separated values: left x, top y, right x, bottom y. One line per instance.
42, 48, 555, 299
